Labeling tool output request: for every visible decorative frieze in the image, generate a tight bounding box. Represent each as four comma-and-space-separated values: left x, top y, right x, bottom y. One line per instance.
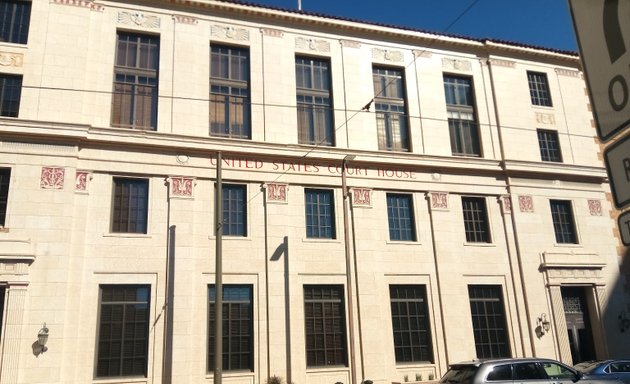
0, 52, 23, 67
588, 199, 603, 216
40, 167, 65, 189
265, 183, 288, 203
51, 0, 104, 11
169, 176, 195, 198
413, 50, 432, 58
260, 28, 284, 38
442, 58, 472, 71
340, 39, 361, 48
500, 195, 512, 214
429, 192, 449, 210
519, 195, 534, 212
212, 25, 250, 41
351, 188, 371, 208
296, 37, 330, 53
173, 14, 198, 25
488, 58, 516, 68
75, 171, 91, 192
555, 68, 580, 78
372, 48, 403, 63
118, 11, 160, 29
536, 112, 556, 125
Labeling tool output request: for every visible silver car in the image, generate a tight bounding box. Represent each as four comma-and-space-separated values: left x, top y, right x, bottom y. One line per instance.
575, 360, 630, 384
440, 358, 622, 384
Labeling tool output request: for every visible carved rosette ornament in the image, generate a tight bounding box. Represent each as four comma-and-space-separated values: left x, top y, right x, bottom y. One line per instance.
40, 167, 65, 189
169, 177, 195, 198
429, 192, 449, 210
266, 183, 288, 203
351, 188, 371, 208
519, 195, 534, 213
588, 200, 602, 216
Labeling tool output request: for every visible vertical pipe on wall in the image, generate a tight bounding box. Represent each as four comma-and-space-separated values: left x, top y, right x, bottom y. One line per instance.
214, 152, 223, 384
342, 157, 357, 384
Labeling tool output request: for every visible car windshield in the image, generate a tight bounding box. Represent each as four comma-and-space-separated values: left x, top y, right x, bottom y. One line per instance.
574, 362, 601, 374
441, 366, 478, 384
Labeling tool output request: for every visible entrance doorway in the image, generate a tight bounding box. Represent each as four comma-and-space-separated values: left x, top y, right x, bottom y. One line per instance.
561, 287, 596, 364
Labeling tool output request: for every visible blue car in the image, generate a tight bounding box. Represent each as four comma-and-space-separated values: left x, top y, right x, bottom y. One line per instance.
575, 360, 630, 384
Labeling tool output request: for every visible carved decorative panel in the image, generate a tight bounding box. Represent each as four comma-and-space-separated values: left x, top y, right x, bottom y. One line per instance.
260, 28, 284, 37
75, 171, 91, 192
489, 58, 516, 68
372, 48, 403, 63
212, 25, 250, 41
0, 52, 23, 67
295, 37, 330, 53
413, 50, 432, 58
40, 167, 65, 189
266, 183, 288, 203
501, 195, 512, 214
340, 40, 361, 48
519, 195, 534, 212
442, 58, 472, 71
536, 112, 556, 125
555, 68, 580, 78
170, 177, 195, 198
118, 11, 160, 28
173, 15, 198, 25
588, 199, 602, 216
351, 188, 371, 207
430, 192, 449, 210
52, 0, 104, 11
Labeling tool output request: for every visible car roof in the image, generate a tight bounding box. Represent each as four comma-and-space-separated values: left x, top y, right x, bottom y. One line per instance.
449, 358, 567, 368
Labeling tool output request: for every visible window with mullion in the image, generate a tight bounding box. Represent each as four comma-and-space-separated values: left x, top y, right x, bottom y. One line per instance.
537, 129, 562, 162
386, 193, 416, 241
304, 285, 347, 367
444, 75, 480, 156
208, 285, 253, 372
296, 57, 334, 145
373, 67, 409, 151
210, 45, 251, 139
305, 189, 335, 239
550, 200, 578, 244
390, 285, 433, 363
112, 32, 159, 130
96, 285, 150, 378
0, 0, 31, 44
111, 178, 149, 234
0, 168, 10, 227
527, 71, 552, 107
0, 74, 22, 117
468, 285, 510, 359
222, 184, 247, 237
462, 196, 491, 243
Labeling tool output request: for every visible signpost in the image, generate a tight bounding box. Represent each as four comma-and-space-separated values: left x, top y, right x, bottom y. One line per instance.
569, 0, 630, 214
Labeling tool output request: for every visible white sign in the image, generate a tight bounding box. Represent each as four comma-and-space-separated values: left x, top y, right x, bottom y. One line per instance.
569, 0, 630, 141
604, 133, 630, 208
619, 210, 630, 246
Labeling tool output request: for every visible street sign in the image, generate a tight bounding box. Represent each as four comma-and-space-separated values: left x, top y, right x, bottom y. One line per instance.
569, 0, 630, 142
619, 210, 630, 246
604, 133, 630, 208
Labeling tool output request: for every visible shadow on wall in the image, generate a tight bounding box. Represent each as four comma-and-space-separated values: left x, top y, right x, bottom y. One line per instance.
603, 244, 630, 357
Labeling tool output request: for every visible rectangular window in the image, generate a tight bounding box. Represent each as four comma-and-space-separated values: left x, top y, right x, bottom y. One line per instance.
111, 178, 149, 234
386, 193, 416, 241
112, 32, 159, 130
296, 57, 334, 146
462, 197, 491, 243
372, 67, 409, 151
0, 74, 22, 117
390, 285, 433, 363
0, 168, 10, 227
0, 0, 31, 44
96, 285, 150, 378
210, 45, 250, 139
537, 129, 562, 162
208, 285, 253, 372
444, 75, 480, 156
222, 184, 247, 237
304, 285, 347, 367
305, 189, 335, 239
550, 200, 578, 244
527, 71, 552, 107
468, 285, 510, 359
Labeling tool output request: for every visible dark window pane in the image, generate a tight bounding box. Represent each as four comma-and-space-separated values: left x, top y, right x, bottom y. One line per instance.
97, 285, 150, 378
0, 168, 10, 227
222, 184, 247, 237
528, 71, 552, 107
305, 189, 335, 239
468, 285, 510, 359
0, 0, 31, 44
111, 178, 149, 234
550, 200, 578, 244
537, 129, 562, 162
390, 285, 433, 363
0, 74, 22, 117
296, 57, 334, 145
304, 285, 347, 367
444, 75, 481, 156
373, 67, 409, 151
462, 197, 491, 243
387, 194, 416, 241
208, 285, 253, 372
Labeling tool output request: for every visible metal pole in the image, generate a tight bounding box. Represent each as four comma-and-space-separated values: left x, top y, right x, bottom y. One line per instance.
214, 152, 223, 384
342, 156, 357, 384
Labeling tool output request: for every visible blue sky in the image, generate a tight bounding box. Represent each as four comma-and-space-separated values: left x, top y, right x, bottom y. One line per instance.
241, 0, 578, 52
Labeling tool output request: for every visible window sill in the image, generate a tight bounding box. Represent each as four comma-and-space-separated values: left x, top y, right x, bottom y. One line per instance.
0, 42, 28, 49
553, 242, 582, 248
463, 241, 496, 247
531, 104, 554, 110
386, 240, 420, 246
302, 237, 341, 244
305, 366, 349, 373
103, 233, 151, 239
208, 235, 251, 241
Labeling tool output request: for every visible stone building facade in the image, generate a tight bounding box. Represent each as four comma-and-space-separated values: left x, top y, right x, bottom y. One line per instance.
0, 0, 628, 383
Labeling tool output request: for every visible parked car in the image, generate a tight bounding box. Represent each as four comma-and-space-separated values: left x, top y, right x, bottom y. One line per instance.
575, 360, 630, 384
440, 358, 622, 384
